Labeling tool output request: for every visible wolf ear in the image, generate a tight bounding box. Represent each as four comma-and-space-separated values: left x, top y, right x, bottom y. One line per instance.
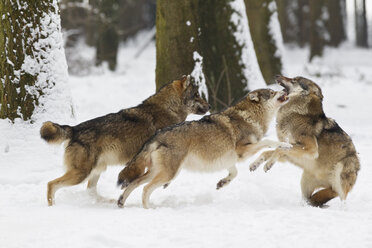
181, 75, 191, 89
249, 92, 259, 102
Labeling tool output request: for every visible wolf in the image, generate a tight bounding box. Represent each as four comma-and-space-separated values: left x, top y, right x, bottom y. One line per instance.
250, 75, 360, 207
40, 76, 210, 206
117, 88, 290, 208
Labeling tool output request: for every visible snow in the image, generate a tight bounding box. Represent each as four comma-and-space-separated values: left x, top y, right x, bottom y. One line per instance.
191, 51, 208, 99
1, 36, 372, 247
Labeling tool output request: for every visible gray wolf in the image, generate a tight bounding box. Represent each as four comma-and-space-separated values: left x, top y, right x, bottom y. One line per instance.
250, 75, 360, 207
40, 76, 209, 206
117, 88, 289, 208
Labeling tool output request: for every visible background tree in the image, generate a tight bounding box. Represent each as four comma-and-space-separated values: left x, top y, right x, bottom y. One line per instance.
156, 0, 254, 111
0, 0, 70, 121
327, 0, 347, 47
309, 0, 328, 61
355, 0, 368, 47
244, 0, 283, 85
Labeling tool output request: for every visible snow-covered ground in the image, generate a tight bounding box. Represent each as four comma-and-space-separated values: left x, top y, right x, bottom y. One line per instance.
1, 38, 372, 248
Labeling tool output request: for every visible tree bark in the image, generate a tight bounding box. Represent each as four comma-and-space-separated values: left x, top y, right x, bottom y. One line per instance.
155, 0, 200, 90
244, 0, 283, 85
355, 0, 368, 47
156, 0, 251, 111
326, 0, 346, 47
90, 0, 120, 71
0, 0, 67, 121
309, 0, 328, 61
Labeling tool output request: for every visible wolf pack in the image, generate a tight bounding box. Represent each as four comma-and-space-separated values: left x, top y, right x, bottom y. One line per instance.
40, 75, 360, 208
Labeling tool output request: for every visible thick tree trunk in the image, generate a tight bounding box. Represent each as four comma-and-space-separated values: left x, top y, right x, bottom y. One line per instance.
355, 0, 368, 47
309, 0, 328, 61
156, 0, 252, 111
326, 0, 346, 47
244, 0, 283, 85
155, 0, 200, 90
0, 0, 69, 121
198, 0, 249, 110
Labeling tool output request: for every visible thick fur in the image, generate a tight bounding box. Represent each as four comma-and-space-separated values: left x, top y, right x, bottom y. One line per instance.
40, 76, 209, 206
250, 75, 360, 207
117, 88, 290, 208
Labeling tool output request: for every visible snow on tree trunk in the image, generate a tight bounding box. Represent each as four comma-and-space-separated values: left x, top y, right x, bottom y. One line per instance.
244, 0, 283, 85
0, 0, 72, 122
156, 0, 263, 112
355, 0, 368, 47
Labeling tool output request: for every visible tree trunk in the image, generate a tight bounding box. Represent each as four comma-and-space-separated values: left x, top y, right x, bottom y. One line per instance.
309, 0, 328, 61
244, 0, 283, 85
91, 0, 120, 71
156, 0, 253, 112
155, 0, 200, 90
0, 0, 70, 121
296, 0, 310, 47
198, 0, 250, 110
276, 0, 297, 43
326, 0, 346, 47
355, 0, 368, 47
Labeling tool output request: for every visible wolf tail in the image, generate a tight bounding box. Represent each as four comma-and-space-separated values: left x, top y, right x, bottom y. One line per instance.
40, 121, 73, 144
117, 141, 158, 189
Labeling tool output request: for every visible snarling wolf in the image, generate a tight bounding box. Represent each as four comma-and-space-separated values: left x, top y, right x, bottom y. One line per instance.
250, 75, 360, 207
40, 76, 209, 206
117, 88, 289, 208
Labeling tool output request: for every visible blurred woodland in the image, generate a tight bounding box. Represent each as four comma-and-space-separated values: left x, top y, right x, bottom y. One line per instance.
0, 0, 370, 120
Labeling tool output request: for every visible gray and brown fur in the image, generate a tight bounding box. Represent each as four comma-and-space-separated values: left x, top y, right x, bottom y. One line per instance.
40, 76, 209, 206
250, 75, 360, 207
117, 88, 290, 209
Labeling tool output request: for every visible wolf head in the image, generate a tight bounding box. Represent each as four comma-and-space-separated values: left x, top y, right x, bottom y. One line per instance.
247, 88, 289, 109
275, 75, 323, 100
275, 75, 324, 115
170, 75, 210, 115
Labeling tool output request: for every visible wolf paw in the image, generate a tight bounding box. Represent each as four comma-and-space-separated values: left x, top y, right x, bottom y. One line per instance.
249, 157, 265, 171
117, 195, 124, 208
277, 142, 292, 149
216, 179, 230, 190
263, 160, 275, 172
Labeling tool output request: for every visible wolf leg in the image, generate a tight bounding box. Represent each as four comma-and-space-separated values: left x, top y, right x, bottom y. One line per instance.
117, 171, 153, 208
236, 139, 290, 161
216, 165, 237, 190
300, 171, 323, 200
47, 169, 89, 206
142, 172, 172, 209
87, 174, 100, 192
249, 150, 275, 171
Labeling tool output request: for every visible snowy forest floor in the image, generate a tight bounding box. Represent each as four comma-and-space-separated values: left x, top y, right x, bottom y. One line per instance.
1, 39, 372, 248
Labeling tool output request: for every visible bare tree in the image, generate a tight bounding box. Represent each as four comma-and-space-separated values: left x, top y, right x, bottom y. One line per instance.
355, 0, 368, 47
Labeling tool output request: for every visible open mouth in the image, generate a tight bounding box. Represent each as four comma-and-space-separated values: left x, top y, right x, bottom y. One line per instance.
278, 93, 289, 103
278, 82, 290, 95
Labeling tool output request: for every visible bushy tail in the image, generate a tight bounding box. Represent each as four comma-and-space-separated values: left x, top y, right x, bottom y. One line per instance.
40, 121, 72, 144
117, 141, 158, 189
